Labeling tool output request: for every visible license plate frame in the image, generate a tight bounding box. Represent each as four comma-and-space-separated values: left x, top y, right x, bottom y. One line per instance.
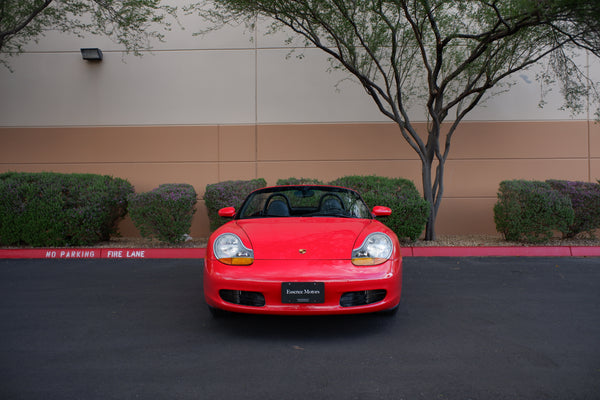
281, 282, 325, 304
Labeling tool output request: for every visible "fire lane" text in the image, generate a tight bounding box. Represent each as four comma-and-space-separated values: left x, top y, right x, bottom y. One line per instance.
106, 250, 146, 258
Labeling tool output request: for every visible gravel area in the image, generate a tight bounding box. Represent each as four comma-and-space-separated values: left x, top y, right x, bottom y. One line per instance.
74, 231, 600, 248
92, 237, 209, 248
3, 232, 599, 249
406, 233, 600, 247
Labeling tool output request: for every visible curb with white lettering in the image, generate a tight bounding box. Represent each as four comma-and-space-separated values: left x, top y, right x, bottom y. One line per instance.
400, 246, 600, 257
0, 248, 206, 259
1, 246, 600, 259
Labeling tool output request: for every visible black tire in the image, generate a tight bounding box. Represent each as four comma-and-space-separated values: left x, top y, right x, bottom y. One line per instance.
378, 303, 399, 316
208, 305, 229, 318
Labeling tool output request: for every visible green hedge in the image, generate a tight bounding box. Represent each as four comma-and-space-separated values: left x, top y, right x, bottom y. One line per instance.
276, 177, 324, 185
546, 180, 600, 238
0, 172, 133, 247
128, 184, 197, 244
493, 180, 574, 243
329, 175, 430, 241
203, 179, 267, 231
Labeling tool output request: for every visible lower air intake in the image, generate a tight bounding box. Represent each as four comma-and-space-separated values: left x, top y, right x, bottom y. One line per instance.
220, 290, 265, 307
340, 289, 387, 307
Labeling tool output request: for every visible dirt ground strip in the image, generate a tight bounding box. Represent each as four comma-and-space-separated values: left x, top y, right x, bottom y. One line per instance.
4, 232, 596, 249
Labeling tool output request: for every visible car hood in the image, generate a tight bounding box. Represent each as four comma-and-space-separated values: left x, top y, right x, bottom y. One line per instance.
236, 218, 372, 260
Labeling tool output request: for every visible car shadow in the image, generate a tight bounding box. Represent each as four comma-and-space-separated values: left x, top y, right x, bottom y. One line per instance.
202, 307, 406, 341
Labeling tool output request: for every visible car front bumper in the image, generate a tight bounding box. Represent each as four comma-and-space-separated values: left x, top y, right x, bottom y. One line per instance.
203, 258, 402, 315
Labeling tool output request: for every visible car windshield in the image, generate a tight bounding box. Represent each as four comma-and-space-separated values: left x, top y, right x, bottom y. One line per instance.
237, 186, 373, 219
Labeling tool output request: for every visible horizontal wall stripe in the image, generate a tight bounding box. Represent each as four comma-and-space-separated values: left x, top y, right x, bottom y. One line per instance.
1, 120, 598, 237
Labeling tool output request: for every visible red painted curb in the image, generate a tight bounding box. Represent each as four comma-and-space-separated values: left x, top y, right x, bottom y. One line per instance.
2, 246, 600, 259
409, 246, 574, 257
570, 247, 600, 257
0, 248, 206, 259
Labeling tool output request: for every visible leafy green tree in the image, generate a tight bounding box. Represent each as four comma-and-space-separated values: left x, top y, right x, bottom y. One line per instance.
188, 0, 600, 239
0, 0, 176, 68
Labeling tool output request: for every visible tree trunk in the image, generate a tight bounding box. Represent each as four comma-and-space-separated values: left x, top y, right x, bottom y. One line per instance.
421, 160, 437, 241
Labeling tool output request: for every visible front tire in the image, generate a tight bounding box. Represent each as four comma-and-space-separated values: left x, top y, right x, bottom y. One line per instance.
377, 303, 399, 316
208, 305, 229, 318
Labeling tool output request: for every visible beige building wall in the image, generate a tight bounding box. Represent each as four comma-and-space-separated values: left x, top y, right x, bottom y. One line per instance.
2, 121, 598, 237
1, 10, 599, 238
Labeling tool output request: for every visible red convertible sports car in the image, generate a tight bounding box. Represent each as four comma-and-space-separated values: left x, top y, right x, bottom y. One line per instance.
204, 185, 402, 316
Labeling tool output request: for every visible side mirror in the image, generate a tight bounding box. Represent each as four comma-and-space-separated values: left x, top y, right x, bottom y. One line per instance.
372, 206, 392, 217
218, 207, 236, 218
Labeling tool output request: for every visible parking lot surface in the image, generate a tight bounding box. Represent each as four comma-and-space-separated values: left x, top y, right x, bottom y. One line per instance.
1, 257, 599, 400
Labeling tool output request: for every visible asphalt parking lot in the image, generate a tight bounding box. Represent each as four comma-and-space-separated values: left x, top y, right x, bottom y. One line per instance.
1, 257, 599, 400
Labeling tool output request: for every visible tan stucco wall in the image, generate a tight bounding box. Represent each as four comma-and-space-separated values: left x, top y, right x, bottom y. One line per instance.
2, 120, 598, 238
2, 7, 599, 240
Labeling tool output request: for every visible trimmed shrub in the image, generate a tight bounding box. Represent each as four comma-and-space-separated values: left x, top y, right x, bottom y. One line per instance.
0, 172, 133, 247
128, 184, 197, 244
546, 180, 600, 238
276, 177, 324, 185
494, 180, 574, 243
204, 179, 267, 231
329, 175, 430, 241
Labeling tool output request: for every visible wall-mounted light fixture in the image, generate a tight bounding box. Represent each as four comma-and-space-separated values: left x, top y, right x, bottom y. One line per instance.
80, 48, 103, 61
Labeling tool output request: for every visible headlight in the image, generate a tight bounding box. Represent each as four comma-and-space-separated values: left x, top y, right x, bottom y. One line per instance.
213, 233, 254, 265
352, 233, 393, 266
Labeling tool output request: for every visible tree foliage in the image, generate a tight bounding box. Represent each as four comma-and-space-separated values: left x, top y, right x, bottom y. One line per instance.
189, 0, 600, 239
0, 0, 176, 68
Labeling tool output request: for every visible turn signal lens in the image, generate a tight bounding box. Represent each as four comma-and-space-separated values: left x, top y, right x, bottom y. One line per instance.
218, 257, 254, 266
352, 257, 388, 266
352, 233, 393, 266
213, 233, 254, 266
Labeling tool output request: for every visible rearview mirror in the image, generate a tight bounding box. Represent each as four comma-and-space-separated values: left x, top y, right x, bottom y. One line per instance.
218, 207, 236, 218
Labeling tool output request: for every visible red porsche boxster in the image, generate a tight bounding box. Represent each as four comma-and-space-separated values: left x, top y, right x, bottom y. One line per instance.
204, 185, 402, 316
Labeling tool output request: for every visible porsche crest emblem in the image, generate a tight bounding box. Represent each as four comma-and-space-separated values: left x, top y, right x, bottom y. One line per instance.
299, 249, 307, 254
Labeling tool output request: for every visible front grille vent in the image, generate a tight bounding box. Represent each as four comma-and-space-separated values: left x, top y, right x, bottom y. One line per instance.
340, 289, 387, 307
220, 290, 265, 307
